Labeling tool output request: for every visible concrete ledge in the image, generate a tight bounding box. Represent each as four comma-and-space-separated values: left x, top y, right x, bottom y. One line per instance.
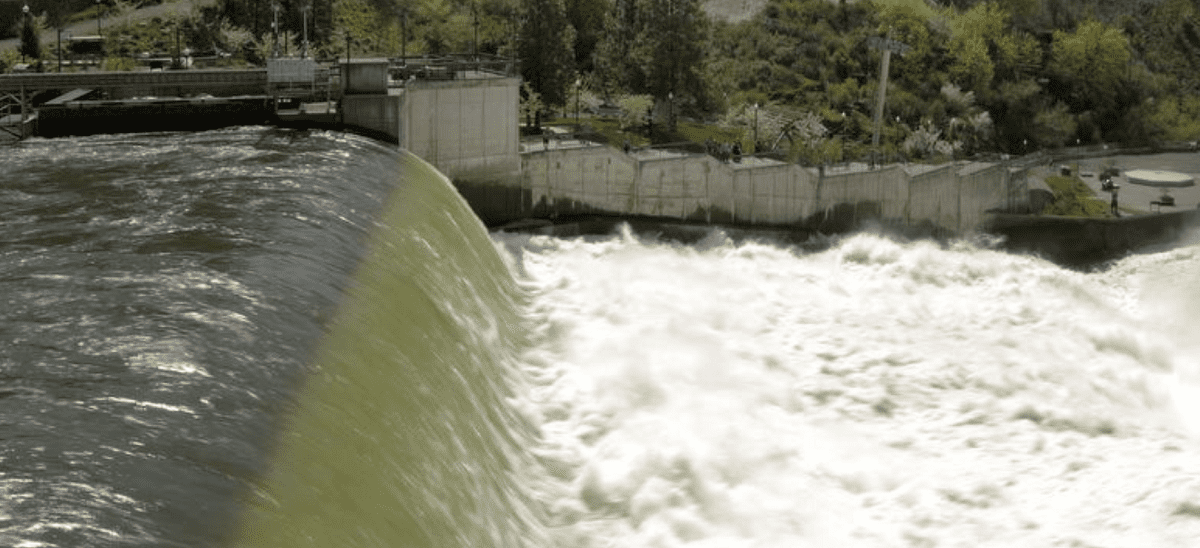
342, 94, 400, 143
987, 209, 1200, 266
35, 97, 272, 137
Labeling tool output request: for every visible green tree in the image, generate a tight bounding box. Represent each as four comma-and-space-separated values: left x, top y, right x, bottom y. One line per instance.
594, 0, 644, 95
519, 0, 575, 106
1049, 20, 1131, 114
20, 10, 40, 63
947, 2, 1017, 93
873, 1, 945, 94
1032, 100, 1076, 148
565, 0, 609, 71
948, 34, 992, 92
635, 0, 708, 110
595, 0, 708, 111
987, 78, 1041, 152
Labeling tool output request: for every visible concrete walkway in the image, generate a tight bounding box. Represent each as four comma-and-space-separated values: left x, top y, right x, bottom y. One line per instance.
1070, 159, 1200, 215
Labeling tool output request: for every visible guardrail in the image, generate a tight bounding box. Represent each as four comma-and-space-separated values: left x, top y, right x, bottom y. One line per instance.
0, 69, 268, 93
386, 54, 518, 84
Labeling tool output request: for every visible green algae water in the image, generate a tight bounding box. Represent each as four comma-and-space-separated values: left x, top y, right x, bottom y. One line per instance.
233, 144, 541, 548
0, 128, 541, 547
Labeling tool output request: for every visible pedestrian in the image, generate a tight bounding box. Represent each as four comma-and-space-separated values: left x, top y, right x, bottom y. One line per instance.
1111, 188, 1119, 217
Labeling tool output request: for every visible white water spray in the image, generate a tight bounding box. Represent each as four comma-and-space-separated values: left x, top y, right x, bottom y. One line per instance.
499, 227, 1200, 548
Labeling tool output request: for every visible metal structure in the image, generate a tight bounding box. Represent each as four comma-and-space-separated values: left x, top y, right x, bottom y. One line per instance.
386, 54, 518, 83
0, 51, 518, 142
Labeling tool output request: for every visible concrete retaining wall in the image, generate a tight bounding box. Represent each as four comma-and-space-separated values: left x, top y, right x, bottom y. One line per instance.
958, 162, 1010, 233
500, 143, 1030, 235
519, 147, 827, 225
907, 164, 961, 232
818, 166, 907, 225
988, 209, 1200, 265
399, 77, 520, 185
341, 94, 400, 142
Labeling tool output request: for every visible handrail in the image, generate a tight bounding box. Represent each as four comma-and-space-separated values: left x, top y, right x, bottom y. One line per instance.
0, 69, 268, 93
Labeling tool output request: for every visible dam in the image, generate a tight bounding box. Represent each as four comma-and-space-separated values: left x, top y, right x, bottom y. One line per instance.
4, 59, 1198, 261
5, 129, 1200, 547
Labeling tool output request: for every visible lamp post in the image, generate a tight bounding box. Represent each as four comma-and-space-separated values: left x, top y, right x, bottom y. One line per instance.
301, 3, 311, 59
574, 77, 581, 130
753, 103, 759, 154
401, 8, 408, 60
57, 27, 63, 72
271, 3, 281, 59
668, 91, 674, 134
840, 111, 847, 163
21, 3, 29, 64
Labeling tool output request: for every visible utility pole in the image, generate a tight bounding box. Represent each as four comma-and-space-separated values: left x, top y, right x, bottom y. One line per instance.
867, 29, 909, 167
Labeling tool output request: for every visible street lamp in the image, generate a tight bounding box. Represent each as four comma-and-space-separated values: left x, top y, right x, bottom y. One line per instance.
301, 3, 311, 59
668, 91, 674, 134
271, 3, 281, 59
753, 103, 759, 154
393, 5, 410, 61
22, 3, 29, 63
574, 77, 581, 130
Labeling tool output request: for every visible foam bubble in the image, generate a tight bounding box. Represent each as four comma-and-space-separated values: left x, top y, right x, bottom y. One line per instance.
502, 227, 1200, 547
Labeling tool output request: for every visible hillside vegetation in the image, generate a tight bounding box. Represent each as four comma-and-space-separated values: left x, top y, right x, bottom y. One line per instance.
6, 0, 1200, 162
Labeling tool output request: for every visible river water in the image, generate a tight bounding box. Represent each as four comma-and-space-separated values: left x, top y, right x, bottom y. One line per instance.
3, 131, 1200, 547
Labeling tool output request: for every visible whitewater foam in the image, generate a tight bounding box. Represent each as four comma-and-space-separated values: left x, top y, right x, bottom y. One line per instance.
500, 227, 1200, 547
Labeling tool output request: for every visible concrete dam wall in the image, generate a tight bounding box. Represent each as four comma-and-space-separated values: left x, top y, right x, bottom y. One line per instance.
24, 60, 1193, 265
467, 140, 1034, 236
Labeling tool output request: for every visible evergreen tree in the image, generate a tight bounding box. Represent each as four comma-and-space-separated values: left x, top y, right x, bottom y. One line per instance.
595, 0, 708, 108
594, 0, 641, 95
20, 11, 40, 63
519, 0, 576, 106
564, 0, 609, 71
637, 0, 708, 107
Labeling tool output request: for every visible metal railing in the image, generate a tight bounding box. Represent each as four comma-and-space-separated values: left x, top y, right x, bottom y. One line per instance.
386, 54, 517, 85
0, 93, 21, 139
0, 69, 268, 94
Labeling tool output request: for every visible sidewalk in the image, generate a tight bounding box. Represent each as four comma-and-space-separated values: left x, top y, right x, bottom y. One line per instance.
1072, 160, 1200, 215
